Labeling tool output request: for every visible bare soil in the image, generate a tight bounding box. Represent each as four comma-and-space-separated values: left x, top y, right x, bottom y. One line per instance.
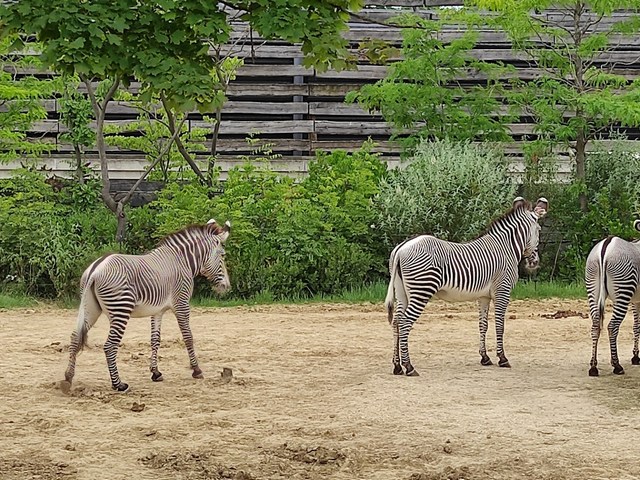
1, 299, 640, 480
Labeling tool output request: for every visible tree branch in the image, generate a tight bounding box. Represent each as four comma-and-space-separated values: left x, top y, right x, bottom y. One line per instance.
119, 116, 187, 206
159, 93, 208, 186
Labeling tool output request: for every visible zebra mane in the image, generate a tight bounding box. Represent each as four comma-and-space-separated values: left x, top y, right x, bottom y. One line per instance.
158, 223, 223, 247
477, 201, 533, 238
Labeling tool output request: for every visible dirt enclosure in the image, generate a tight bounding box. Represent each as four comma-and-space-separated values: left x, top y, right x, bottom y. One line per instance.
1, 299, 640, 480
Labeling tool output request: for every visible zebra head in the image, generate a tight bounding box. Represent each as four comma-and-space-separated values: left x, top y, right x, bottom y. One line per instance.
521, 197, 548, 271
203, 219, 232, 294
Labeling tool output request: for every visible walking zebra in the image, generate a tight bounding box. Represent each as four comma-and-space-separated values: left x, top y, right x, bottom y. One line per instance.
585, 220, 640, 376
385, 197, 548, 376
63, 219, 231, 392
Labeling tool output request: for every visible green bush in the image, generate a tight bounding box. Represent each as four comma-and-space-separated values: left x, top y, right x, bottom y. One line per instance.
545, 142, 640, 282
143, 144, 388, 299
374, 139, 517, 244
0, 169, 117, 297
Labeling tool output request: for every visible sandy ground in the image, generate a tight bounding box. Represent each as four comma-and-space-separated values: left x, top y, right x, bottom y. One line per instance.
1, 298, 640, 480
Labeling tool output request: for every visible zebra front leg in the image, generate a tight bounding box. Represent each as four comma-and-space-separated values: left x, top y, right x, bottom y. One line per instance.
104, 314, 131, 392
150, 314, 164, 382
493, 293, 511, 368
478, 298, 492, 366
175, 305, 203, 379
631, 303, 640, 366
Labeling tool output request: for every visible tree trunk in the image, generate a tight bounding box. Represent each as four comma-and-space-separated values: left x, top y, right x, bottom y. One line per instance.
575, 129, 588, 212
73, 144, 85, 185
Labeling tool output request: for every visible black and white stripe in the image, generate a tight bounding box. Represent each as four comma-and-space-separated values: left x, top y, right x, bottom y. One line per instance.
385, 197, 548, 376
585, 221, 640, 376
64, 219, 231, 392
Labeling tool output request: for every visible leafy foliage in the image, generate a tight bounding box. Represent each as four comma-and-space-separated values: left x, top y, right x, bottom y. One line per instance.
0, 169, 117, 297
374, 139, 517, 244
468, 0, 640, 208
0, 36, 60, 162
135, 143, 388, 299
347, 17, 511, 145
545, 140, 640, 282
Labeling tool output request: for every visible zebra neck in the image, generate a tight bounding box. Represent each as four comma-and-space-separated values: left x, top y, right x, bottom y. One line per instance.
481, 228, 525, 263
153, 243, 207, 277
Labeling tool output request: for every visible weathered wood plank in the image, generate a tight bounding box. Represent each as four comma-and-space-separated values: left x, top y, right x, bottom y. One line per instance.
309, 102, 374, 116
190, 119, 315, 134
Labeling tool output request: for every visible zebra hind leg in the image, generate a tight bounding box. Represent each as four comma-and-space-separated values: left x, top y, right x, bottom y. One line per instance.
398, 297, 430, 377
391, 301, 405, 375
150, 314, 164, 382
607, 299, 629, 375
477, 298, 492, 366
631, 303, 640, 366
104, 311, 132, 392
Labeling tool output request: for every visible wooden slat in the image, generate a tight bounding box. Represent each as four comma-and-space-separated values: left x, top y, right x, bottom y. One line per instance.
190, 119, 315, 134
236, 64, 313, 77
227, 83, 309, 97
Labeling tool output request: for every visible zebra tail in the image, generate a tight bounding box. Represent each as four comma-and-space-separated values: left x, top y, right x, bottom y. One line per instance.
598, 253, 608, 323
385, 248, 400, 324
75, 278, 97, 352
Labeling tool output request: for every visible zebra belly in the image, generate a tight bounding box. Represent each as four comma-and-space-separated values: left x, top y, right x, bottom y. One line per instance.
130, 302, 171, 318
433, 286, 491, 303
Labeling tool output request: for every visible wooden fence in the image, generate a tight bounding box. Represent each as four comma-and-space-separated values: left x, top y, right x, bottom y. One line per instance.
3, 0, 640, 186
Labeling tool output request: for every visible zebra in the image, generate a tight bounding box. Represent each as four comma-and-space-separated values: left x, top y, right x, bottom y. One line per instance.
385, 197, 548, 376
585, 220, 640, 376
62, 219, 231, 392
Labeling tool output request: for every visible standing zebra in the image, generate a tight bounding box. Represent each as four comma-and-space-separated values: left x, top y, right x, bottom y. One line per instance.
585, 220, 640, 376
62, 219, 231, 392
385, 197, 548, 376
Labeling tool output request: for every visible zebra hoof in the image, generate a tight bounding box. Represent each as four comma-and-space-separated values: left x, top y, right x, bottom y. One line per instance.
393, 364, 404, 375
631, 355, 640, 365
613, 365, 625, 375
192, 367, 204, 379
498, 360, 511, 368
112, 383, 130, 393
151, 371, 164, 382
59, 380, 72, 394
480, 356, 493, 366
588, 366, 599, 377
405, 369, 419, 377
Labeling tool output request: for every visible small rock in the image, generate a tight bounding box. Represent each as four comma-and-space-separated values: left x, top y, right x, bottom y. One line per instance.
131, 402, 146, 412
64, 444, 75, 451
443, 444, 453, 454
221, 367, 233, 383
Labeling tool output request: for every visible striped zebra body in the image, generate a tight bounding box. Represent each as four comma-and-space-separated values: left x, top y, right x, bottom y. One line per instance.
63, 219, 231, 392
385, 197, 548, 376
585, 221, 640, 376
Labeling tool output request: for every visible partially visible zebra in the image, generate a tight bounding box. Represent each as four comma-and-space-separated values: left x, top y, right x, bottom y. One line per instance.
585, 220, 640, 376
63, 219, 231, 392
385, 197, 548, 376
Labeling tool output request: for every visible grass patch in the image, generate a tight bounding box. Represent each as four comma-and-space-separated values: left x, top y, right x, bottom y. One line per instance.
193, 282, 389, 308
512, 280, 585, 300
195, 280, 585, 308
0, 280, 585, 310
0, 293, 38, 309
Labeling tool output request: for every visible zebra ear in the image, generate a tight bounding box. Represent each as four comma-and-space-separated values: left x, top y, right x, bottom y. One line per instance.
534, 197, 548, 218
512, 197, 526, 209
223, 220, 231, 232
207, 218, 217, 225
634, 219, 640, 232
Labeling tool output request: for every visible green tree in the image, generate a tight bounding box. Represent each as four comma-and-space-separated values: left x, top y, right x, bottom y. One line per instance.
347, 15, 512, 147
469, 0, 640, 211
0, 36, 60, 163
57, 75, 95, 183
1, 0, 362, 241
